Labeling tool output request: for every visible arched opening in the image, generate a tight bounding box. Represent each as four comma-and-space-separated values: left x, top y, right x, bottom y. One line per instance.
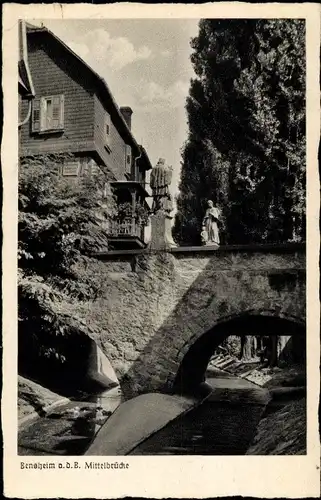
173, 313, 305, 395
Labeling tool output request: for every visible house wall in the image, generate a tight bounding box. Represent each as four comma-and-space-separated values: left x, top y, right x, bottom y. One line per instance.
20, 32, 95, 156
19, 31, 146, 183
94, 95, 128, 181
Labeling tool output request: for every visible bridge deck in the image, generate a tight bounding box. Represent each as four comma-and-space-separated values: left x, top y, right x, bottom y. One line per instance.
93, 242, 305, 259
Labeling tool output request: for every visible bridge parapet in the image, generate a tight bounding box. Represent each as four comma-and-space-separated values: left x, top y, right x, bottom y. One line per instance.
94, 242, 305, 259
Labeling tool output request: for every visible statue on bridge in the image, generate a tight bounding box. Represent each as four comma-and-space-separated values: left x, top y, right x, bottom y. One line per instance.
149, 158, 176, 249
201, 200, 220, 247
150, 158, 174, 216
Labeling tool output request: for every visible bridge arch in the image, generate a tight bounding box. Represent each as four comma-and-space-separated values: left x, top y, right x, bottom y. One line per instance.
88, 245, 306, 396
169, 309, 305, 394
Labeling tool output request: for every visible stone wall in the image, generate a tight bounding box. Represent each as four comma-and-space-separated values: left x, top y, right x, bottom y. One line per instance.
82, 247, 305, 397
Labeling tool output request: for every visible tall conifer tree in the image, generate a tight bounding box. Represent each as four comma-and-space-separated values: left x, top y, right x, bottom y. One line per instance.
174, 19, 305, 245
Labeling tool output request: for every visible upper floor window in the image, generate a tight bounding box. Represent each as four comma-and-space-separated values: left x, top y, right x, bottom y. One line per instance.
105, 113, 111, 148
60, 157, 102, 177
88, 158, 100, 176
125, 145, 132, 173
32, 95, 64, 133
62, 159, 80, 177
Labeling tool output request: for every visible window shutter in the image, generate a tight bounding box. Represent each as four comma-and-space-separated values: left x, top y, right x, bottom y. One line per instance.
50, 95, 64, 129
62, 160, 80, 176
52, 96, 61, 129
125, 145, 132, 173
31, 98, 41, 132
82, 158, 100, 176
81, 158, 90, 176
58, 94, 64, 129
40, 97, 47, 131
91, 162, 100, 175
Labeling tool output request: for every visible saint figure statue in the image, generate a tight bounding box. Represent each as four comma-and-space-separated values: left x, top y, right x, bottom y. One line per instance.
202, 200, 220, 246
150, 158, 173, 215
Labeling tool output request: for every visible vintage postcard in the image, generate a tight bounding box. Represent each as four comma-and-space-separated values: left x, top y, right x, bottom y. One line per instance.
2, 2, 320, 498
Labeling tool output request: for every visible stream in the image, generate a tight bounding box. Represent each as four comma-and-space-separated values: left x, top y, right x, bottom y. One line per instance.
19, 370, 286, 456
129, 375, 270, 455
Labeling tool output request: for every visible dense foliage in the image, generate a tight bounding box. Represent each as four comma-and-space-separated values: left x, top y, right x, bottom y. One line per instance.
174, 19, 305, 245
18, 154, 116, 384
116, 201, 150, 226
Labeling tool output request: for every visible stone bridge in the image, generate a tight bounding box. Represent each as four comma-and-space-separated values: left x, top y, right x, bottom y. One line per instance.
87, 243, 305, 397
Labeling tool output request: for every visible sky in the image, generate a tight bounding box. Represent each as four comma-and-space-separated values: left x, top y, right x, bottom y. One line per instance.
32, 19, 200, 198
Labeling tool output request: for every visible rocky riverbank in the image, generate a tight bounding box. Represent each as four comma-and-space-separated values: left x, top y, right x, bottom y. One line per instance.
18, 376, 69, 422
18, 378, 123, 456
208, 356, 306, 454
246, 397, 306, 454
246, 365, 306, 455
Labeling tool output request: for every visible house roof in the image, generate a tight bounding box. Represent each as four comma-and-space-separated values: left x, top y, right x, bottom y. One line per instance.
19, 73, 28, 92
25, 23, 152, 171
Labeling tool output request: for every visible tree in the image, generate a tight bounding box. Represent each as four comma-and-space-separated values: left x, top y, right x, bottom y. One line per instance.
18, 153, 116, 388
173, 19, 305, 245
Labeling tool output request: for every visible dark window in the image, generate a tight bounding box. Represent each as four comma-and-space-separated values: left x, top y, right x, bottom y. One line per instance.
125, 145, 132, 173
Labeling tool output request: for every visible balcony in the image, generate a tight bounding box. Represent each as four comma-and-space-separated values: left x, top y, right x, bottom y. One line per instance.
110, 180, 151, 199
107, 180, 151, 250
108, 219, 146, 250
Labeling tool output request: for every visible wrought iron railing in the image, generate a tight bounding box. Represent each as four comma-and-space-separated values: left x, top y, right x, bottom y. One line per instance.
109, 219, 142, 238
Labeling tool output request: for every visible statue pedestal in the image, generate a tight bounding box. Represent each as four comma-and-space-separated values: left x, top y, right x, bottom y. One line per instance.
149, 211, 176, 250
205, 242, 219, 249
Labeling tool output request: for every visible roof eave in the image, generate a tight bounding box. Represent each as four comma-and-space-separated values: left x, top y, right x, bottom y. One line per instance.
139, 146, 153, 171
19, 22, 35, 97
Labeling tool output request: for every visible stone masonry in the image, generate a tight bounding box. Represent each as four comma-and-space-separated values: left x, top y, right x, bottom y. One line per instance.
83, 244, 305, 398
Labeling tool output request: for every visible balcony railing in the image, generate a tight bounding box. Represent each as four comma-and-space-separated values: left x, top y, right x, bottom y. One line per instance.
109, 219, 143, 239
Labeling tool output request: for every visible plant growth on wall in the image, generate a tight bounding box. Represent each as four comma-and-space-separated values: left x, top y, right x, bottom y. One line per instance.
18, 153, 117, 389
116, 201, 150, 226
